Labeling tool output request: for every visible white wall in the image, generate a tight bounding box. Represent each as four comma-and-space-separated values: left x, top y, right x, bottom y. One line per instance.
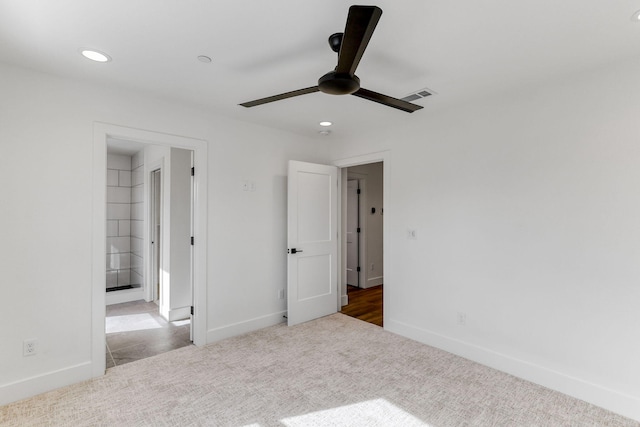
330, 57, 640, 420
0, 63, 330, 404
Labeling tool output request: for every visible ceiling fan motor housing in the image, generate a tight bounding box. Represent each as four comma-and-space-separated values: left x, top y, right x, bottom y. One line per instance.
318, 71, 360, 95
328, 32, 343, 52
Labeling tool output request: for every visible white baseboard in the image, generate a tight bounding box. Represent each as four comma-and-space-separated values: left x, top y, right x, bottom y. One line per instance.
105, 288, 144, 305
362, 276, 383, 289
341, 295, 349, 307
386, 318, 640, 422
206, 311, 286, 343
0, 361, 93, 406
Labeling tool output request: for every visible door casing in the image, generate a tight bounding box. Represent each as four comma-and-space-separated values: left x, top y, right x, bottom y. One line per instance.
92, 123, 208, 378
335, 151, 389, 324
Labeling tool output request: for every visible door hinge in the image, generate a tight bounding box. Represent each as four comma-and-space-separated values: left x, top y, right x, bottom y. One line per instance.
191, 166, 195, 176
357, 189, 361, 194
190, 306, 194, 315
191, 236, 194, 245
357, 266, 361, 272
357, 227, 361, 233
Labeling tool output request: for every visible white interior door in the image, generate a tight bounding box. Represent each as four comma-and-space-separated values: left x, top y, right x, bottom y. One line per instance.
287, 160, 338, 326
346, 179, 359, 287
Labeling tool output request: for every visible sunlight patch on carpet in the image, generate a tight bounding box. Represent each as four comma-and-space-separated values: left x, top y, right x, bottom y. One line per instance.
280, 398, 430, 427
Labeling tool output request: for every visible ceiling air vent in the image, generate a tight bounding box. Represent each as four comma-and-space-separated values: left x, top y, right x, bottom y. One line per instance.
401, 87, 436, 102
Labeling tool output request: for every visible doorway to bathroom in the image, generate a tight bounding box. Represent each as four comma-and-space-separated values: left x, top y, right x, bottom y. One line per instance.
104, 138, 195, 367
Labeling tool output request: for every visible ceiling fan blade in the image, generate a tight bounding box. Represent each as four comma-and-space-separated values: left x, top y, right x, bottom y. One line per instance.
335, 5, 382, 76
352, 88, 423, 113
240, 86, 319, 107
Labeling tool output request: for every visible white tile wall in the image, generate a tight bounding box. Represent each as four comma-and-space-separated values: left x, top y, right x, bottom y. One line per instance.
130, 270, 143, 286
107, 186, 132, 204
107, 170, 119, 187
130, 220, 141, 238
132, 169, 143, 186
132, 151, 143, 169
131, 252, 143, 270
130, 236, 143, 256
107, 203, 130, 220
106, 236, 131, 254
106, 270, 118, 288
130, 202, 144, 221
118, 170, 132, 187
106, 149, 145, 291
131, 186, 143, 203
106, 220, 118, 237
118, 220, 130, 237
117, 270, 130, 286
106, 253, 131, 270
107, 153, 136, 290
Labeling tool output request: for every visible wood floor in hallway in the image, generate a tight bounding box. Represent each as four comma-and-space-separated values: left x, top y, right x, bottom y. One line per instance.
340, 285, 383, 327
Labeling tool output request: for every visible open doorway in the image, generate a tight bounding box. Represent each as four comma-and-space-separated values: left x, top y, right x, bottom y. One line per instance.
92, 122, 207, 377
340, 161, 383, 327
104, 138, 195, 368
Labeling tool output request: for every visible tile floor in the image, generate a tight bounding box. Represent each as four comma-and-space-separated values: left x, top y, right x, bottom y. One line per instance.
106, 300, 192, 368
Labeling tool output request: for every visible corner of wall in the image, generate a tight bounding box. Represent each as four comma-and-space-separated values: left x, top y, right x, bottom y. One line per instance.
386, 318, 640, 422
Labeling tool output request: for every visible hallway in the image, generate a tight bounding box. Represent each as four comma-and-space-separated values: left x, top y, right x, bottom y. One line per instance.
106, 300, 191, 368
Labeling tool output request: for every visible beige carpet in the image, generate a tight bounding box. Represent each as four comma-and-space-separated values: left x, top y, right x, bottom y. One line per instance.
1, 314, 637, 426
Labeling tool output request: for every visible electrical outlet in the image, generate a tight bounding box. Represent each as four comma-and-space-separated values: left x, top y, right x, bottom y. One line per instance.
23, 339, 38, 356
370, 263, 374, 271
407, 228, 417, 240
456, 312, 467, 326
278, 289, 285, 299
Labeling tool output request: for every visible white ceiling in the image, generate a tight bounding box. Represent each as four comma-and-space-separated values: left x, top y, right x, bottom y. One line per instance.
1, 0, 640, 139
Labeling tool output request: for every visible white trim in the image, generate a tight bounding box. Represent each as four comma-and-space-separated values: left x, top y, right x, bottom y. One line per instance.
0, 362, 92, 406
386, 318, 640, 422
334, 151, 390, 328
91, 126, 107, 378
93, 123, 209, 383
207, 312, 286, 342
363, 276, 383, 288
105, 288, 145, 305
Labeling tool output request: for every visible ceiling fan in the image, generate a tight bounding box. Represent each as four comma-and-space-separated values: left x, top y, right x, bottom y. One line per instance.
240, 5, 423, 113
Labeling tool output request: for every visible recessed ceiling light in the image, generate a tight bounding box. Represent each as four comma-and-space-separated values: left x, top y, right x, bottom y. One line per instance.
80, 49, 111, 63
631, 10, 640, 21
318, 130, 331, 136
197, 55, 212, 63
319, 121, 332, 127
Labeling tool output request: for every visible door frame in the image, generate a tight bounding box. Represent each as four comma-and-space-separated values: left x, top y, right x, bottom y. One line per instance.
92, 122, 208, 377
334, 151, 389, 327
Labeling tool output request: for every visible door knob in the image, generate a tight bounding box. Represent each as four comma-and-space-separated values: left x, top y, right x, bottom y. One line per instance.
289, 248, 303, 254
